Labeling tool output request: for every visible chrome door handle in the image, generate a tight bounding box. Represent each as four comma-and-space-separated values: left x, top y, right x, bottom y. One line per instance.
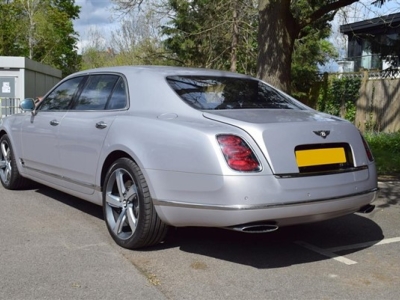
50, 120, 59, 126
96, 121, 107, 129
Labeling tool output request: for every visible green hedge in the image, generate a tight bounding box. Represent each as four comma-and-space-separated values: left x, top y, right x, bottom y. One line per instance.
316, 75, 360, 123
365, 131, 400, 176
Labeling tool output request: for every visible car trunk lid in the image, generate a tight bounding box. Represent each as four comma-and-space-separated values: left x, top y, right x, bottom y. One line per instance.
203, 109, 367, 175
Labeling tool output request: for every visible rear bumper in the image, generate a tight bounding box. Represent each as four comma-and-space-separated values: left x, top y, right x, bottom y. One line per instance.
153, 188, 378, 227
146, 165, 377, 227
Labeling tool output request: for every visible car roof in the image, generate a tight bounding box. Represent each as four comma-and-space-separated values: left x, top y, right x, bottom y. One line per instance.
70, 65, 253, 79
60, 66, 259, 115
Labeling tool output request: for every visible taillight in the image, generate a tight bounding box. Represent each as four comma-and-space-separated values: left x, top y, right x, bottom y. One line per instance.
217, 135, 261, 172
360, 133, 374, 162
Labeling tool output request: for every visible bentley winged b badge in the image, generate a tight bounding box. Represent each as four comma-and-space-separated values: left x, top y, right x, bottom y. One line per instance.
313, 130, 330, 139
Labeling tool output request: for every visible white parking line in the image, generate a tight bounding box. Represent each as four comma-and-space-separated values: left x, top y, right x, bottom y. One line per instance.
295, 237, 400, 265
295, 241, 357, 265
326, 237, 400, 253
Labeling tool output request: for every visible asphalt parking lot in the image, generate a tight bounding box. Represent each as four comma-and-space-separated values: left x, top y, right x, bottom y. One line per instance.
1, 180, 399, 299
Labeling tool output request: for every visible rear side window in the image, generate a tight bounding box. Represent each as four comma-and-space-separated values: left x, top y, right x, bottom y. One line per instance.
39, 77, 84, 111
166, 76, 303, 110
72, 74, 119, 110
106, 77, 127, 110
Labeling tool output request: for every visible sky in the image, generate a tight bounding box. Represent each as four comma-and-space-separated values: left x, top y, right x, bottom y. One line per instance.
73, 0, 118, 51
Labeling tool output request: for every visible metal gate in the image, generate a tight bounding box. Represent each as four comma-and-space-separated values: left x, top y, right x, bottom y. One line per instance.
1, 97, 21, 118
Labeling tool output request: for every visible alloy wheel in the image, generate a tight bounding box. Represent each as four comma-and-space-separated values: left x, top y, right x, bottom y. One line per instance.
104, 168, 140, 240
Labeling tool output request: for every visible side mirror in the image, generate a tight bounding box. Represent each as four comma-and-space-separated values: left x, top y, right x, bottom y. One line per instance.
20, 98, 36, 112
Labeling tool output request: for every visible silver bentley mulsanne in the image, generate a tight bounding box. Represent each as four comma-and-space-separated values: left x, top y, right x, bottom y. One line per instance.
0, 66, 378, 249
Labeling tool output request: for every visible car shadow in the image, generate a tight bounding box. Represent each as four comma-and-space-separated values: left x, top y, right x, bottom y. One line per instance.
148, 214, 384, 269
31, 184, 384, 269
32, 184, 104, 220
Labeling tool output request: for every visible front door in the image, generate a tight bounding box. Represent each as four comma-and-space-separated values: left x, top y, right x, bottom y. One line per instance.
20, 76, 86, 186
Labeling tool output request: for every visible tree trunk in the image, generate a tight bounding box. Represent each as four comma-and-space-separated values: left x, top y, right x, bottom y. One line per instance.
257, 0, 299, 93
230, 1, 239, 72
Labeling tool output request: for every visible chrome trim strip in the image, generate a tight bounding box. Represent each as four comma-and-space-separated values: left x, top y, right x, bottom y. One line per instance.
22, 164, 101, 192
153, 188, 378, 211
275, 165, 368, 178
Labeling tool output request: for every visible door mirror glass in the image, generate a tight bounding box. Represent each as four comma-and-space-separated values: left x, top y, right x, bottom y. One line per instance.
20, 98, 35, 111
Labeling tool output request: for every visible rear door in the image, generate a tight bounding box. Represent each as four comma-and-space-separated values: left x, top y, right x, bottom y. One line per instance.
57, 74, 128, 194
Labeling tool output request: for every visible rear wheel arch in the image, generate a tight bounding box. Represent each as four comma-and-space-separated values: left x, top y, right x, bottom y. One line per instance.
101, 150, 132, 189
100, 150, 154, 192
0, 130, 7, 139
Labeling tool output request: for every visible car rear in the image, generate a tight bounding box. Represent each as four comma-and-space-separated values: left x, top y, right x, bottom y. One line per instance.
150, 73, 378, 229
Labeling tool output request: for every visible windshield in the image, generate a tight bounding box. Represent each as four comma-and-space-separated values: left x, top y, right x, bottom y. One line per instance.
166, 76, 303, 110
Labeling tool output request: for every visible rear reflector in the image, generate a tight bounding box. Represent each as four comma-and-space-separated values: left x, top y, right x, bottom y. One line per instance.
217, 135, 261, 172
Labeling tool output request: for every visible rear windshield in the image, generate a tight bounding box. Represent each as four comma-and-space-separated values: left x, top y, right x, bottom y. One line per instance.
166, 76, 303, 110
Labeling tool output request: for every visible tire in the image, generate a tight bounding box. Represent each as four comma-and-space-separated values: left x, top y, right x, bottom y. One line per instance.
103, 158, 169, 249
0, 134, 28, 190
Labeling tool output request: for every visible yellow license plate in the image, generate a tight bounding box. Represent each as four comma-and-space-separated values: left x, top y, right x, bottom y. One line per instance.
295, 148, 346, 167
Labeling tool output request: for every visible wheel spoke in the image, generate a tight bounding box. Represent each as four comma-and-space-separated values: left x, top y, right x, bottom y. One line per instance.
105, 193, 123, 208
0, 169, 5, 183
125, 183, 138, 200
113, 207, 127, 235
126, 206, 138, 231
115, 170, 127, 199
5, 167, 11, 181
1, 142, 8, 161
0, 142, 11, 183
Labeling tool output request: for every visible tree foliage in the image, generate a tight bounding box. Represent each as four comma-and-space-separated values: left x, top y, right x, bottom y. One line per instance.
0, 0, 25, 55
291, 4, 338, 102
161, 0, 258, 74
80, 11, 170, 70
162, 0, 338, 101
317, 76, 361, 123
0, 0, 81, 76
257, 0, 393, 93
114, 0, 392, 94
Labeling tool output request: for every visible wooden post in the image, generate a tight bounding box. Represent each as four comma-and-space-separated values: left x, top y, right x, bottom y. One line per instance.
355, 69, 369, 133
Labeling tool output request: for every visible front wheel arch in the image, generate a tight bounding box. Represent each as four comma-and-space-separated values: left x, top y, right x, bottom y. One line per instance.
0, 133, 29, 190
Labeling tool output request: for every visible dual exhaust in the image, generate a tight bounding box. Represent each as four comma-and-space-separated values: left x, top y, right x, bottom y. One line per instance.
227, 223, 279, 233
358, 204, 375, 214
226, 204, 375, 233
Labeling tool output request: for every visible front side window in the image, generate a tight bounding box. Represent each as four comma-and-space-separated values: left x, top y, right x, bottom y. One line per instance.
39, 77, 84, 111
72, 74, 119, 110
166, 76, 303, 110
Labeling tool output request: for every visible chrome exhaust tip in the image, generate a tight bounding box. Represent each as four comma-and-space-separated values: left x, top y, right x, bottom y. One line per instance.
226, 223, 279, 233
358, 204, 375, 214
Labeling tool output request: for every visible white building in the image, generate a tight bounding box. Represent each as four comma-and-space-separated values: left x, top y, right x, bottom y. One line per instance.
0, 56, 61, 116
